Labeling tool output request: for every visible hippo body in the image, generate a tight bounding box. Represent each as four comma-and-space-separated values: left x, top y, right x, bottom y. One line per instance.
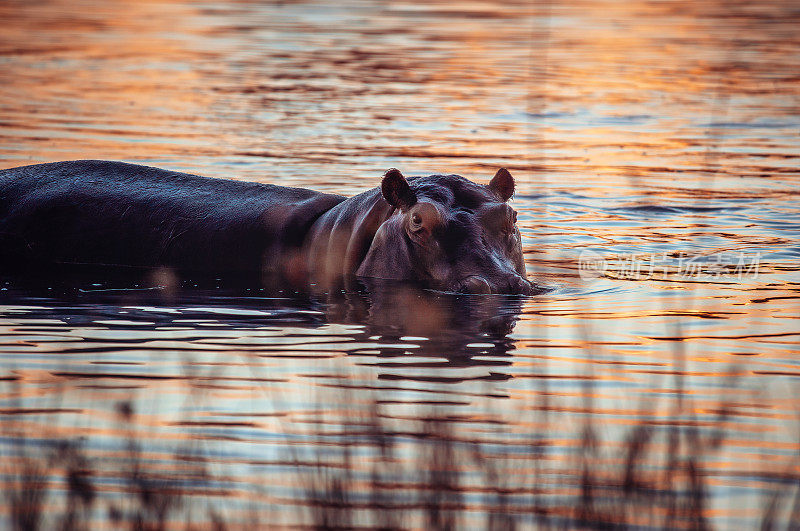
0, 160, 345, 277
0, 160, 533, 294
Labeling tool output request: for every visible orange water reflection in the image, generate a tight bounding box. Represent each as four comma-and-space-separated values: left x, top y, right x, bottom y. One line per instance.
1, 0, 799, 528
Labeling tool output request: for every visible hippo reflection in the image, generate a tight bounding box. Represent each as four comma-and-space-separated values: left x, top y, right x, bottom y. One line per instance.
0, 160, 534, 294
329, 278, 523, 358
0, 278, 524, 362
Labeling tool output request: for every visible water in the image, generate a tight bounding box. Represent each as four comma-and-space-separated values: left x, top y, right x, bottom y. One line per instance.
1, 0, 798, 528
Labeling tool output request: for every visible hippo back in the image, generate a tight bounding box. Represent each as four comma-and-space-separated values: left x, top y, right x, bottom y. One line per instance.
0, 160, 345, 276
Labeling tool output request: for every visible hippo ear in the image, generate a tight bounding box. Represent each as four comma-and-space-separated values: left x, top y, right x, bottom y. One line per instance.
381, 168, 417, 210
488, 168, 515, 202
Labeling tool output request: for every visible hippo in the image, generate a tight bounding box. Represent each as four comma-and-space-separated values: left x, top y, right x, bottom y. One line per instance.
0, 160, 534, 294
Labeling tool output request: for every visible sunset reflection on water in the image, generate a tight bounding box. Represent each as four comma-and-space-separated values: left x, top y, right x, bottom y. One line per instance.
1, 0, 798, 528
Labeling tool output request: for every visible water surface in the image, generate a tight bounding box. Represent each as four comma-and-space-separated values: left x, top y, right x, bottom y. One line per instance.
1, 0, 798, 528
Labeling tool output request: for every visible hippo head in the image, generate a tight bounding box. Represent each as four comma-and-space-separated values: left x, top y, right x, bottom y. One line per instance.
356, 168, 534, 295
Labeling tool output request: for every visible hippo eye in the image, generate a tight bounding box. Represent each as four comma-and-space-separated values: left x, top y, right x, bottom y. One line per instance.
411, 213, 422, 226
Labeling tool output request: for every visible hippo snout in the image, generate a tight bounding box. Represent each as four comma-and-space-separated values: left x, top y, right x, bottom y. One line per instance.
456, 274, 533, 295
457, 275, 493, 294
504, 274, 534, 295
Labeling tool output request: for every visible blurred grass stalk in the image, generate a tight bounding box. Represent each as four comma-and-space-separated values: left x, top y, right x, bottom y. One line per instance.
2, 357, 799, 530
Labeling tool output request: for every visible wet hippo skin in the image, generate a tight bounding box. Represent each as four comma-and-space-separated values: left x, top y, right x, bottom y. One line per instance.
0, 160, 534, 294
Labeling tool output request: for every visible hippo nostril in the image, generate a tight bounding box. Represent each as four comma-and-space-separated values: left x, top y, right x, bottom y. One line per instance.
459, 275, 492, 294
505, 275, 533, 295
